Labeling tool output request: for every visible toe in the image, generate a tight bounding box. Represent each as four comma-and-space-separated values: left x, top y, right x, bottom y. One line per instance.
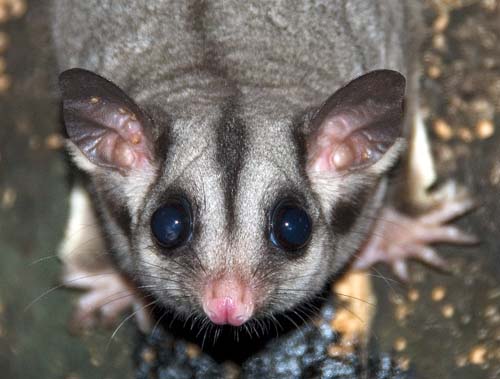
418, 225, 478, 245
407, 245, 447, 269
418, 197, 476, 225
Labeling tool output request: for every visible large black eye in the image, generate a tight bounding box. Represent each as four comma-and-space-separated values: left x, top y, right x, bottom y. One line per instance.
151, 197, 193, 249
270, 200, 312, 252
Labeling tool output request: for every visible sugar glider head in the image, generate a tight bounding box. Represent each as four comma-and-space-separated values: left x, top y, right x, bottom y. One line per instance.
59, 69, 405, 328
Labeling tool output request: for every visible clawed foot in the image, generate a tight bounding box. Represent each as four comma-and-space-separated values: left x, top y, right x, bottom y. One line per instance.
353, 195, 477, 281
62, 265, 150, 332
58, 186, 152, 332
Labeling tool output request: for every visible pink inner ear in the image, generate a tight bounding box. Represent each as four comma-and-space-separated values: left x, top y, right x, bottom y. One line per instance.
306, 70, 405, 175
92, 100, 152, 173
307, 114, 359, 173
307, 111, 393, 174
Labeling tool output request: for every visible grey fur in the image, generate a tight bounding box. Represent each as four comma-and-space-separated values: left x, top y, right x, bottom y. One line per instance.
53, 1, 421, 320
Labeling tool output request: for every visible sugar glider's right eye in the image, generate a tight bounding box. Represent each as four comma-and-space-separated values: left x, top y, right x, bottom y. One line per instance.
151, 197, 193, 249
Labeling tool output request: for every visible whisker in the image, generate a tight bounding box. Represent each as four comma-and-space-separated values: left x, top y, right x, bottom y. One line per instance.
106, 299, 159, 351
151, 309, 169, 336
333, 292, 376, 307
29, 255, 59, 265
24, 271, 116, 312
369, 266, 400, 296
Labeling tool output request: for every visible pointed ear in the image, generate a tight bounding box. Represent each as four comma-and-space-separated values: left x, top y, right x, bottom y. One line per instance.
306, 70, 406, 176
59, 68, 154, 175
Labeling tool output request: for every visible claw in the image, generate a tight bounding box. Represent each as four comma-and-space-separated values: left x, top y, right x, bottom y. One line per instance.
392, 260, 410, 282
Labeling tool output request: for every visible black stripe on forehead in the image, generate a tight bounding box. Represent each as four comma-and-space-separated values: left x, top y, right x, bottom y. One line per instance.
216, 99, 248, 232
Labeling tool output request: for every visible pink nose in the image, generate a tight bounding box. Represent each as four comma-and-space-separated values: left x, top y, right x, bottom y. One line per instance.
202, 277, 254, 326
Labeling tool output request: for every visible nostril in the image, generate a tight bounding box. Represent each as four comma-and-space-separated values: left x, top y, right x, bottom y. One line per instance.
222, 296, 234, 310
235, 315, 245, 322
202, 276, 255, 326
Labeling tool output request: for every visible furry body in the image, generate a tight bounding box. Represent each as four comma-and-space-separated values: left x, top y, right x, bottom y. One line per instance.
53, 1, 425, 324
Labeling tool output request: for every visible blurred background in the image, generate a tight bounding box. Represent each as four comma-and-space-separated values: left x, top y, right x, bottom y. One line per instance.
0, 0, 499, 378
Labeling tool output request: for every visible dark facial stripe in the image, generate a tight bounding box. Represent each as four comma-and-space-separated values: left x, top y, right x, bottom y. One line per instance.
99, 189, 132, 236
216, 99, 248, 233
291, 110, 313, 181
330, 187, 371, 236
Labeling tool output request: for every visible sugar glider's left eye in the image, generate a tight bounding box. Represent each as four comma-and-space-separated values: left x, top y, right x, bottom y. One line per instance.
151, 197, 193, 249
270, 200, 312, 252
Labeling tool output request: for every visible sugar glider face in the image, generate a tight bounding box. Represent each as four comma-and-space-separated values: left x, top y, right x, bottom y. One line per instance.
59, 68, 405, 327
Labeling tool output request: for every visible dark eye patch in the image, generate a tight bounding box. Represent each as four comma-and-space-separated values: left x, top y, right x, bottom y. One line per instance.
101, 191, 132, 235
330, 187, 371, 235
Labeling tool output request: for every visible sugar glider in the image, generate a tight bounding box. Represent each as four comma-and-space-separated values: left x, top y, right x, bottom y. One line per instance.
52, 0, 474, 330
